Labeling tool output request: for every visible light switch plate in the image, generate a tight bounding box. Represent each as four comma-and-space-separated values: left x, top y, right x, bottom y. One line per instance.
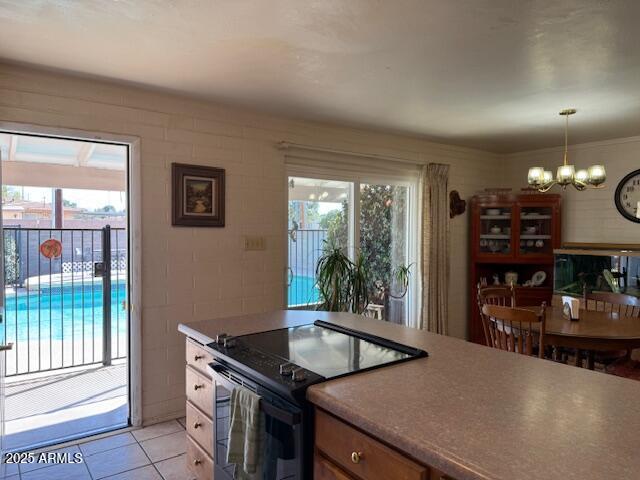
244, 236, 266, 251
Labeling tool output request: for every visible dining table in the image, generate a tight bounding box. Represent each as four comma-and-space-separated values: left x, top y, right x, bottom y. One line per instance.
522, 304, 640, 369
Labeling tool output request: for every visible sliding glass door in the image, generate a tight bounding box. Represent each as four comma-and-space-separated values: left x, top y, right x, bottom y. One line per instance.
359, 183, 409, 324
287, 174, 417, 325
287, 177, 353, 308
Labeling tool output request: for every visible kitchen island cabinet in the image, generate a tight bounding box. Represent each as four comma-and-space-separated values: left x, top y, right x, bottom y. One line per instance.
180, 310, 640, 480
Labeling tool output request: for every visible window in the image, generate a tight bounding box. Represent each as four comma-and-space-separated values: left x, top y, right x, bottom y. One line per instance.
287, 174, 418, 325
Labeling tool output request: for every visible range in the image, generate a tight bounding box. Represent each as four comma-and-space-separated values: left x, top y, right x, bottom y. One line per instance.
206, 319, 427, 479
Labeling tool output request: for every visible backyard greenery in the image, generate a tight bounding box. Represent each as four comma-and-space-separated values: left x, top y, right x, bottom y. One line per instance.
324, 184, 408, 304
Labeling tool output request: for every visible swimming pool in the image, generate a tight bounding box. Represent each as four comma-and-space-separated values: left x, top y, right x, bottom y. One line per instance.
288, 275, 319, 306
3, 281, 128, 345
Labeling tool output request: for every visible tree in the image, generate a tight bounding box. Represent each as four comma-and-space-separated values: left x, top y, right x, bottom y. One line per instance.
4, 235, 19, 286
324, 184, 408, 305
2, 186, 22, 202
95, 205, 116, 213
63, 199, 78, 208
288, 201, 320, 229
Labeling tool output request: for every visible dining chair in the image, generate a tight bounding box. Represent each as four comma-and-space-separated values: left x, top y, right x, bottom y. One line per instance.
582, 289, 640, 373
583, 291, 640, 317
480, 303, 546, 358
477, 284, 515, 346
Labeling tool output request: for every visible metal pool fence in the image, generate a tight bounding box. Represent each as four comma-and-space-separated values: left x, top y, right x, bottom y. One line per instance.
2, 226, 127, 377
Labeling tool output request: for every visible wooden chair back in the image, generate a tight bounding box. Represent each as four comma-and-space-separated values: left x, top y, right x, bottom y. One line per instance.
477, 285, 516, 346
481, 303, 546, 358
583, 290, 640, 318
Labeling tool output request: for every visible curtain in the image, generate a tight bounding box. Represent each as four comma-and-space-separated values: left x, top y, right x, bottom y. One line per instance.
420, 163, 450, 334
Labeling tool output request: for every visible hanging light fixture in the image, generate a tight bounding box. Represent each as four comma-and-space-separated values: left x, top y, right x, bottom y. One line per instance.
527, 109, 606, 192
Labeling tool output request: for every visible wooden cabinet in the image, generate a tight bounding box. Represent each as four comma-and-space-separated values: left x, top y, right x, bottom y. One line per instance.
315, 453, 356, 480
315, 408, 440, 480
186, 435, 214, 480
470, 192, 562, 344
184, 338, 214, 475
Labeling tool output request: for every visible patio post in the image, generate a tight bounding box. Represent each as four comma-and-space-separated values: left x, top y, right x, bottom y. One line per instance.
102, 225, 112, 366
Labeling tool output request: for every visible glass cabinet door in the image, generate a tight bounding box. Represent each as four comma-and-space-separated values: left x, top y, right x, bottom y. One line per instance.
478, 206, 512, 256
519, 206, 553, 256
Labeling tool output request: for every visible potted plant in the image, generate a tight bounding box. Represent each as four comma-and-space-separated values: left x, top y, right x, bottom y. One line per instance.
315, 243, 370, 314
315, 241, 412, 318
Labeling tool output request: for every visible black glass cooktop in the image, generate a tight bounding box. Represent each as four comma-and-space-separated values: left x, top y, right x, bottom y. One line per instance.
207, 320, 427, 398
240, 322, 420, 378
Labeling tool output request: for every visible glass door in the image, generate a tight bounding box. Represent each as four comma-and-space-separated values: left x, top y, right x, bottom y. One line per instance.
286, 174, 417, 325
0, 150, 11, 479
518, 205, 554, 257
287, 177, 353, 309
359, 183, 410, 324
477, 205, 514, 258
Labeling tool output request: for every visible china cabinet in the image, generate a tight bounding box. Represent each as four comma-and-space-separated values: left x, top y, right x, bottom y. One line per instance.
469, 191, 562, 344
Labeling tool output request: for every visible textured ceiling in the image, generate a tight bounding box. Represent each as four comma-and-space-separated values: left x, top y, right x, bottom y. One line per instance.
1, 0, 640, 152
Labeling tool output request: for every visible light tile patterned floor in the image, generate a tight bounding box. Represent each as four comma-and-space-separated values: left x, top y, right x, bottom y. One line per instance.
5, 419, 194, 480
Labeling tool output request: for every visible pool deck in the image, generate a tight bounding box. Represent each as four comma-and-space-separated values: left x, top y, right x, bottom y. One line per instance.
4, 361, 128, 451
16, 269, 127, 291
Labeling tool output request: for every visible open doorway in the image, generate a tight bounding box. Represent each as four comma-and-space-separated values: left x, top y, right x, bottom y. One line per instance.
0, 132, 130, 451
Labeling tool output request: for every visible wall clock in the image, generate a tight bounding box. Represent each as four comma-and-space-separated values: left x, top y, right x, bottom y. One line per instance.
614, 169, 640, 223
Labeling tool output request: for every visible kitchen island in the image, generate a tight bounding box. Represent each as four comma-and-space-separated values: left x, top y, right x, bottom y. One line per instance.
179, 310, 640, 480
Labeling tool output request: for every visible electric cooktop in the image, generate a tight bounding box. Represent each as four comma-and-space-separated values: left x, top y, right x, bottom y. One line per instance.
207, 320, 428, 400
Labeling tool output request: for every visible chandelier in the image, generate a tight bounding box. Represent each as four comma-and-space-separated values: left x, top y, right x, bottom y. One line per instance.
527, 109, 606, 192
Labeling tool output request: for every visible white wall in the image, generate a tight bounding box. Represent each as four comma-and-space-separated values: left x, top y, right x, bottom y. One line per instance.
0, 63, 500, 423
503, 136, 640, 244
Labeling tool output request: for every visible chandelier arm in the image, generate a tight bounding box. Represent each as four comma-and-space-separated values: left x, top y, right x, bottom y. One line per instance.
538, 181, 556, 193
572, 181, 587, 191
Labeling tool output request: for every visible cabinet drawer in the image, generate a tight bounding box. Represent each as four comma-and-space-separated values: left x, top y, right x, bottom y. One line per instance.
315, 409, 428, 480
186, 401, 213, 457
186, 338, 214, 376
186, 435, 214, 480
186, 365, 213, 414
315, 453, 356, 480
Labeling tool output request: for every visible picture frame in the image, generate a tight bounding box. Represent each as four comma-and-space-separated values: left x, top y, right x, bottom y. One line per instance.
172, 163, 225, 227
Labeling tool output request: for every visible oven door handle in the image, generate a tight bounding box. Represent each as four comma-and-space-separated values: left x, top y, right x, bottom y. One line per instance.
210, 362, 302, 426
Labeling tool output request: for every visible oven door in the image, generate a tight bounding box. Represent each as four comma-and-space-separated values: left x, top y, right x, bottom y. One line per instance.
208, 361, 304, 480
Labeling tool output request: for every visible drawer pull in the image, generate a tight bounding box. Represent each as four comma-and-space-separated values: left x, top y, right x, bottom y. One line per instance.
194, 354, 204, 361
193, 421, 202, 429
351, 451, 363, 464
194, 384, 204, 391
193, 459, 202, 466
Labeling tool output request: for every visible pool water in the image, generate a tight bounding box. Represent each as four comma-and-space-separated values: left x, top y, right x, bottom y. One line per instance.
288, 275, 319, 306
3, 281, 128, 344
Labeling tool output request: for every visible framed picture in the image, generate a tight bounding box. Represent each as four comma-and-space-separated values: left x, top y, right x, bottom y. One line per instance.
172, 163, 225, 227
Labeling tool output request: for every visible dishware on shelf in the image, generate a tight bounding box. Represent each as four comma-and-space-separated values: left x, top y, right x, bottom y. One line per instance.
492, 274, 500, 285
504, 227, 511, 234
526, 240, 534, 247
490, 225, 502, 234
535, 239, 544, 248
505, 271, 518, 286
479, 239, 488, 247
530, 271, 546, 286
524, 226, 537, 234
486, 208, 501, 215
489, 241, 501, 253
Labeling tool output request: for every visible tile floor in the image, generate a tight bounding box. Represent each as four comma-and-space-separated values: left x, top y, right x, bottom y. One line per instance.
3, 418, 194, 480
